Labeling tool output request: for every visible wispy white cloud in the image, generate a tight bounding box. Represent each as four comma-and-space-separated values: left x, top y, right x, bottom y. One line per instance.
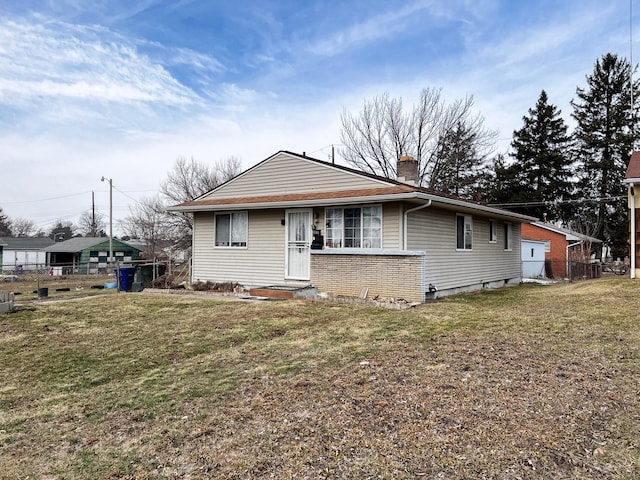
0, 18, 199, 106
307, 0, 436, 56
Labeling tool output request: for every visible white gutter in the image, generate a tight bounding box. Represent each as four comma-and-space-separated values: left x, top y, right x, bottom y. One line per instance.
631, 183, 636, 278
403, 200, 432, 250
566, 241, 582, 281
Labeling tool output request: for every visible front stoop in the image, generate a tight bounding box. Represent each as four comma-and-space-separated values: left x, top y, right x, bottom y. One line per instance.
249, 285, 317, 299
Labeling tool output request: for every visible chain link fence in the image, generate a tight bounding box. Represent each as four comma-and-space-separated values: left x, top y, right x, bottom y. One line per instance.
521, 259, 602, 281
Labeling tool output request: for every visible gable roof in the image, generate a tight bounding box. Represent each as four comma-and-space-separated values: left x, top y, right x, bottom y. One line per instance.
170, 150, 537, 223
624, 151, 640, 182
43, 237, 141, 253
0, 237, 55, 250
527, 222, 602, 244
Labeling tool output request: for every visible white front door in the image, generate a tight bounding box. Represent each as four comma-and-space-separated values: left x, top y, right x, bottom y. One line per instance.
285, 209, 312, 280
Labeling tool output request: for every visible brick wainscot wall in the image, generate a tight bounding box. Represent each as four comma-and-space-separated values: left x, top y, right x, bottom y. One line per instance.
310, 250, 426, 303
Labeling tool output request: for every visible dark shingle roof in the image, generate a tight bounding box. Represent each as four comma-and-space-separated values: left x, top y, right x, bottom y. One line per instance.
0, 237, 55, 250
43, 237, 141, 253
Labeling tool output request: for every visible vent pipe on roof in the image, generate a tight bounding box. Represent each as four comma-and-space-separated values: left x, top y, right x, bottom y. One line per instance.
397, 155, 419, 185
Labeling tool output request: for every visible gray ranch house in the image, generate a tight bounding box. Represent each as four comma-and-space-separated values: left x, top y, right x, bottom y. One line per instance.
169, 151, 536, 302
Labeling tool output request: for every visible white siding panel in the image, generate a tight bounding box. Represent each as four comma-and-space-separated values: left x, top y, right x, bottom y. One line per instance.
407, 207, 521, 291
192, 209, 290, 286
201, 152, 391, 200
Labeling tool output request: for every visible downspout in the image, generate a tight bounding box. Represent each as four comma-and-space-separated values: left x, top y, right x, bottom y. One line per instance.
566, 241, 582, 281
403, 200, 432, 303
403, 200, 432, 250
631, 183, 636, 279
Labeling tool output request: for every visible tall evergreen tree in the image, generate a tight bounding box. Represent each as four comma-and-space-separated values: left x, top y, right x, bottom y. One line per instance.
571, 53, 639, 257
0, 207, 12, 236
509, 90, 574, 222
485, 154, 532, 207
486, 92, 573, 220
429, 119, 496, 199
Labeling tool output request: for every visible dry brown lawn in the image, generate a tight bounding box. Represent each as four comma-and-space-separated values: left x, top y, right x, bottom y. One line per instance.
0, 278, 639, 479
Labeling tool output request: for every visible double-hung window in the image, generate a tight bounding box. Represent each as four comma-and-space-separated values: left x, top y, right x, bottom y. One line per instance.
456, 214, 473, 250
325, 206, 382, 248
489, 219, 497, 243
504, 222, 513, 251
215, 211, 248, 247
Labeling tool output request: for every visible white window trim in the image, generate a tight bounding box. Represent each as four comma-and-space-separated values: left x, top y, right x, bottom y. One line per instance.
214, 211, 248, 249
456, 214, 473, 251
324, 205, 383, 249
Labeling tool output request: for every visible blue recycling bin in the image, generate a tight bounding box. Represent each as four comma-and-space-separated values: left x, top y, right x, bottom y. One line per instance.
115, 266, 136, 292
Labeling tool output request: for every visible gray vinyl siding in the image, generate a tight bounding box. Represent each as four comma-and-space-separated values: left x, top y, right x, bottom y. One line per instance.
407, 207, 521, 291
201, 152, 392, 200
192, 209, 291, 286
382, 202, 402, 249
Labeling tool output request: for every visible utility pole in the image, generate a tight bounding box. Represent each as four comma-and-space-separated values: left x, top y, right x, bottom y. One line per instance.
101, 177, 113, 271
91, 191, 97, 236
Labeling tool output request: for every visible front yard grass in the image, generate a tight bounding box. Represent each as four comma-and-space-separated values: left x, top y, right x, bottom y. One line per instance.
1, 278, 639, 479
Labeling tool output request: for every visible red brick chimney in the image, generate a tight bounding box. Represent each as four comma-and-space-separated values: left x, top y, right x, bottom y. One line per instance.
397, 155, 419, 185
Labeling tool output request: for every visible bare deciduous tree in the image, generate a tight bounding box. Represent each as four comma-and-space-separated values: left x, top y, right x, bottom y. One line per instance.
121, 196, 169, 258
9, 217, 36, 237
122, 156, 243, 259
160, 156, 242, 234
340, 88, 491, 187
77, 210, 106, 237
160, 156, 241, 204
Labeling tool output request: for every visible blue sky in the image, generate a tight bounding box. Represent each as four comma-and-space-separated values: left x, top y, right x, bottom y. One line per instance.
0, 0, 636, 234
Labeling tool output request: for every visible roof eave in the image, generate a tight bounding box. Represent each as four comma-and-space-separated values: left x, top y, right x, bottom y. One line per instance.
424, 194, 538, 222
167, 192, 425, 212
168, 191, 537, 222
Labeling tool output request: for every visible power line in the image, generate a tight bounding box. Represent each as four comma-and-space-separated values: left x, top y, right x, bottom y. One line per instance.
0, 191, 92, 205
490, 196, 626, 208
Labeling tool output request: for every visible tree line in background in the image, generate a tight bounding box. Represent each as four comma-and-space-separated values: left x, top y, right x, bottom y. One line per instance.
0, 208, 104, 240
1, 52, 636, 260
340, 52, 638, 259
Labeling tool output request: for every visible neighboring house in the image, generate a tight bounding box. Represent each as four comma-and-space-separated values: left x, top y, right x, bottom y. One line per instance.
521, 222, 601, 280
624, 151, 640, 279
169, 151, 537, 302
0, 237, 55, 272
521, 239, 546, 278
43, 237, 142, 274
